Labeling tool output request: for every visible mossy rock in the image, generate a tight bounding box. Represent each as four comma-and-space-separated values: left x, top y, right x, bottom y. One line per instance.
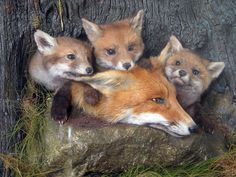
44, 113, 227, 176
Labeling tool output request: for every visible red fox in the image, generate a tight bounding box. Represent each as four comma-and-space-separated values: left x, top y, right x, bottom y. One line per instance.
29, 30, 93, 91
151, 35, 225, 116
51, 62, 198, 137
82, 10, 144, 71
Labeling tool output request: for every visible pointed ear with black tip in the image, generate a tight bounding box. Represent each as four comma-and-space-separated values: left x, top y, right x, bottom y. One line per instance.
129, 10, 144, 36
169, 35, 183, 53
207, 61, 225, 79
34, 30, 57, 55
82, 18, 103, 43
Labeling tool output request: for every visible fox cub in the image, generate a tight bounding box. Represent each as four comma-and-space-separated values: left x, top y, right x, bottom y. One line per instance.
152, 35, 225, 116
82, 10, 145, 71
29, 30, 93, 91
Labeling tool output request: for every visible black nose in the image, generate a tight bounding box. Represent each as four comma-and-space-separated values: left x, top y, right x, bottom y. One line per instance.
188, 125, 199, 134
179, 70, 187, 77
122, 63, 131, 70
86, 67, 93, 75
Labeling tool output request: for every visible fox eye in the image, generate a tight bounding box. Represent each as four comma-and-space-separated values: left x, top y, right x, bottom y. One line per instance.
151, 97, 165, 105
192, 69, 200, 75
175, 60, 181, 66
67, 54, 76, 60
128, 43, 135, 51
106, 48, 116, 55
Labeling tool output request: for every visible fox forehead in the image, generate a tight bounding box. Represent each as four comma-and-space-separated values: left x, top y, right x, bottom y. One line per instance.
95, 22, 143, 47
54, 37, 92, 57
168, 50, 208, 68
112, 81, 168, 100
112, 70, 172, 102
43, 40, 92, 66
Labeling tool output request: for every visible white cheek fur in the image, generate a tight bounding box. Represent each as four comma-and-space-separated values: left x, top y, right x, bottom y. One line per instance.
96, 58, 114, 69
31, 65, 66, 91
96, 51, 141, 70
120, 113, 168, 125
116, 61, 135, 70
165, 66, 173, 79
119, 112, 192, 137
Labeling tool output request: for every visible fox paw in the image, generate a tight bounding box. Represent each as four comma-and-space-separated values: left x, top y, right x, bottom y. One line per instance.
84, 86, 101, 105
51, 107, 68, 125
201, 122, 215, 135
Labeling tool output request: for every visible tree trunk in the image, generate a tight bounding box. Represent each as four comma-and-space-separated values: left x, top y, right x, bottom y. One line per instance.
0, 0, 235, 175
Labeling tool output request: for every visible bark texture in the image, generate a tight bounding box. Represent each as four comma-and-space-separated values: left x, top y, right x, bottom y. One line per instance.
0, 0, 235, 175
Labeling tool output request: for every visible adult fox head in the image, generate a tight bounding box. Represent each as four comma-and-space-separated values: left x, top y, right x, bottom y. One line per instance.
152, 35, 225, 108
58, 65, 197, 137
82, 10, 145, 70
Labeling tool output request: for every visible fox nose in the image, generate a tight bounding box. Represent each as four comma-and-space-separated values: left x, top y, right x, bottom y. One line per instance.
86, 67, 93, 75
188, 124, 199, 134
122, 63, 131, 70
179, 70, 187, 77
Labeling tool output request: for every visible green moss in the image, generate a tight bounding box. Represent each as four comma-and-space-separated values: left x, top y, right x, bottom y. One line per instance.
16, 80, 50, 163
0, 79, 61, 177
116, 145, 236, 177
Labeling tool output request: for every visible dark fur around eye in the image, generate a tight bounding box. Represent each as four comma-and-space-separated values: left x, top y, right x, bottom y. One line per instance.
67, 54, 76, 60
175, 60, 181, 66
106, 48, 116, 55
128, 43, 135, 51
152, 97, 165, 104
192, 69, 200, 75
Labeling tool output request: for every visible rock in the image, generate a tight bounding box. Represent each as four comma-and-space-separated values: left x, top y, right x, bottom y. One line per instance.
44, 111, 227, 176
200, 90, 236, 135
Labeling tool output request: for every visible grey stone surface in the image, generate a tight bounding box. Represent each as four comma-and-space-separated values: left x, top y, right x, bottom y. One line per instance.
45, 117, 226, 176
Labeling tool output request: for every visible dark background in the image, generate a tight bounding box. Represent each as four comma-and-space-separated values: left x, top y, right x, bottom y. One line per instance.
0, 0, 235, 175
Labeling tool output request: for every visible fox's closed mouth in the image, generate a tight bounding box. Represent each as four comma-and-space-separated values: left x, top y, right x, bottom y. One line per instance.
146, 123, 184, 137
171, 77, 185, 86
64, 72, 93, 78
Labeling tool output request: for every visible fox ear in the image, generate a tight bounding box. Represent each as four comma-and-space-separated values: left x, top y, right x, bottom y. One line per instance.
65, 70, 132, 93
129, 10, 144, 36
34, 30, 57, 55
82, 71, 132, 93
150, 42, 172, 68
158, 42, 172, 64
169, 35, 183, 53
82, 18, 102, 43
207, 62, 225, 79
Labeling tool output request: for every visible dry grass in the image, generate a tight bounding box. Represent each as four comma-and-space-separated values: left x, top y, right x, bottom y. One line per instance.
57, 0, 64, 30
0, 79, 61, 177
213, 145, 236, 177
117, 145, 236, 177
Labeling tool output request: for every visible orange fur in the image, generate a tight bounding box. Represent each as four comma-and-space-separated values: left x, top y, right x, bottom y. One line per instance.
151, 35, 225, 110
82, 10, 144, 70
59, 60, 197, 137
29, 30, 93, 90
93, 22, 144, 68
